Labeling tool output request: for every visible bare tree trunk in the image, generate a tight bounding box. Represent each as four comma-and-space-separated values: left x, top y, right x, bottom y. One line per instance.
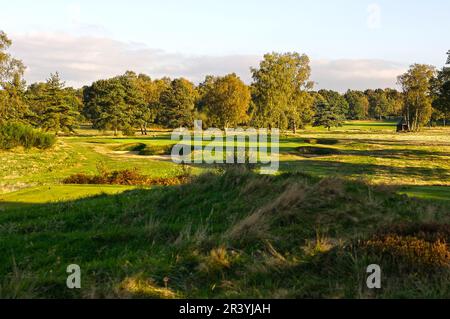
405, 104, 411, 131
414, 108, 419, 132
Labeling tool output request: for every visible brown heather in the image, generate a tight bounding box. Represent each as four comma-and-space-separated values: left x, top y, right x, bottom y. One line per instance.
363, 235, 450, 269
63, 168, 190, 186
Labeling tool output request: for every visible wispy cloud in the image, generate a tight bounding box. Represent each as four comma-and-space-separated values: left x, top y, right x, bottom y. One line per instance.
10, 32, 405, 92
367, 3, 382, 30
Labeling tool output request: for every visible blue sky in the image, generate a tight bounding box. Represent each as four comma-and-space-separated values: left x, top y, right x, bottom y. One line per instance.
1, 0, 449, 90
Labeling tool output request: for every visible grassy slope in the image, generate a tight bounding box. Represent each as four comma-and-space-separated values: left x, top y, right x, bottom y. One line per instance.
1, 121, 450, 298
0, 169, 449, 298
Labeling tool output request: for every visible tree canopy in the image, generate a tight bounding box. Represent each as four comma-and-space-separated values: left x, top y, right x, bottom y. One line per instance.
398, 64, 436, 131
251, 52, 314, 131
83, 74, 143, 135
432, 66, 450, 125
0, 31, 27, 123
199, 73, 250, 129
1, 30, 449, 135
312, 93, 345, 130
26, 73, 80, 133
158, 78, 198, 128
344, 90, 369, 120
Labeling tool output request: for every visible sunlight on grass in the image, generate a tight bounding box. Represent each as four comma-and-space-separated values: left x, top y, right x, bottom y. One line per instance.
0, 185, 136, 208
119, 277, 179, 299
1, 121, 449, 206
400, 186, 450, 202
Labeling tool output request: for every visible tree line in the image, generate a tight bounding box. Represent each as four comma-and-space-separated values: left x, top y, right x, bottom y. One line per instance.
1, 31, 449, 134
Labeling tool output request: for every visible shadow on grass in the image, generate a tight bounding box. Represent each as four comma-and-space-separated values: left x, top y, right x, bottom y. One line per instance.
0, 167, 449, 298
280, 159, 450, 182
287, 147, 450, 160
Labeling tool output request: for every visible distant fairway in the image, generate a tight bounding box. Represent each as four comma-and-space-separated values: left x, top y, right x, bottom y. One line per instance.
1, 120, 449, 206
1, 120, 450, 298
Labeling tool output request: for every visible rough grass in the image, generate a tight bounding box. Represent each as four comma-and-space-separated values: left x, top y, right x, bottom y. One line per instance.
0, 168, 449, 298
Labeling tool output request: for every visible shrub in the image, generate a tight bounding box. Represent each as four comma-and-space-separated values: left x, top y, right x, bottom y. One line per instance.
0, 122, 56, 150
355, 223, 450, 271
63, 168, 190, 186
62, 173, 95, 185
362, 235, 449, 269
374, 223, 450, 243
121, 125, 136, 136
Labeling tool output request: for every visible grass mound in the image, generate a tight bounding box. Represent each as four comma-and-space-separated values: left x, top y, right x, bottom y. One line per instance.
1, 167, 449, 298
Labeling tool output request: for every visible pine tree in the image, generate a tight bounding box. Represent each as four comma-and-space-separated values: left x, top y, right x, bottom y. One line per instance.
28, 73, 79, 134
313, 96, 345, 130
83, 74, 144, 135
159, 78, 197, 128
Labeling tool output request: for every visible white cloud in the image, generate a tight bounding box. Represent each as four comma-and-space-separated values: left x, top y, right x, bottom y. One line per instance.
10, 32, 259, 87
9, 32, 405, 92
311, 59, 406, 92
367, 3, 382, 30
67, 3, 82, 25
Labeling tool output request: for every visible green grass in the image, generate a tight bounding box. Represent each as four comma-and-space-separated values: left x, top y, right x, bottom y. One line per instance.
0, 136, 188, 195
0, 169, 449, 298
0, 185, 138, 209
0, 120, 450, 298
400, 186, 450, 202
